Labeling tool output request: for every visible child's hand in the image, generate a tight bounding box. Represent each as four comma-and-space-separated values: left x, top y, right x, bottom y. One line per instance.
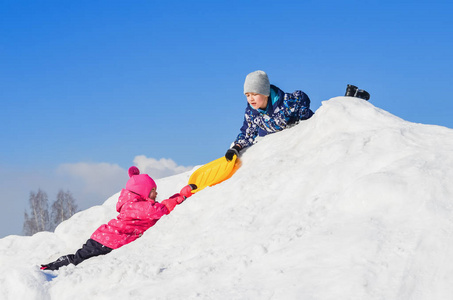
180, 184, 197, 199
162, 184, 198, 212
225, 145, 241, 161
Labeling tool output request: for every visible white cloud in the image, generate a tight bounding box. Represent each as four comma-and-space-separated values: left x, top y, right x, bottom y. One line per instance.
0, 157, 193, 238
55, 157, 192, 203
56, 162, 127, 203
133, 155, 193, 179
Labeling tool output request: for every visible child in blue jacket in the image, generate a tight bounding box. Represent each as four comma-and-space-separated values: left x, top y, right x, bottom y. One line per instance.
225, 70, 314, 160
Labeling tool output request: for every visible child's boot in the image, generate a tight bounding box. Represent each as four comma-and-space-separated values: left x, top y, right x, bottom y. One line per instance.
40, 255, 74, 271
344, 84, 370, 101
345, 84, 358, 97
355, 89, 370, 101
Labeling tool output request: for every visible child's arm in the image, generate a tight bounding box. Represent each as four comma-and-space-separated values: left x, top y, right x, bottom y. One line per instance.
119, 185, 196, 220
266, 91, 313, 129
161, 184, 197, 212
236, 111, 259, 148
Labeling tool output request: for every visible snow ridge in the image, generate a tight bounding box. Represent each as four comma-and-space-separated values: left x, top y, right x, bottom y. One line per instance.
1, 97, 453, 300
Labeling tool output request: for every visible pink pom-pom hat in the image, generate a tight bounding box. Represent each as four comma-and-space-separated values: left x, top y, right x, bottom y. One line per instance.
126, 166, 156, 199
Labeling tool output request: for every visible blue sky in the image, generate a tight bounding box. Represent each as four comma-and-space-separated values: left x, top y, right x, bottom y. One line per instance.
1, 0, 452, 237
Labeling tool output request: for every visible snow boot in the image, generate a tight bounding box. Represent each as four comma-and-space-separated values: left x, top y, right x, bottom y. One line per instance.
345, 84, 358, 97
344, 84, 370, 101
355, 89, 370, 101
41, 255, 73, 271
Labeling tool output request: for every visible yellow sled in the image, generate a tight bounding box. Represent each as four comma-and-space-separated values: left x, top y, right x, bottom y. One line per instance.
188, 156, 241, 193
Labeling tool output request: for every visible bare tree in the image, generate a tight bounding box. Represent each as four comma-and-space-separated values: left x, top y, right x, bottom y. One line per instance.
23, 189, 50, 235
23, 189, 79, 235
50, 190, 78, 230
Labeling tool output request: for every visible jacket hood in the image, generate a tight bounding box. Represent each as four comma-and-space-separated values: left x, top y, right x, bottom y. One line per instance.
125, 166, 157, 200
254, 84, 284, 114
116, 189, 148, 212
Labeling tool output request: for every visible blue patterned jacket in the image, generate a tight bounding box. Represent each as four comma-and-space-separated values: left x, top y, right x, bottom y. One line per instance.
234, 85, 314, 149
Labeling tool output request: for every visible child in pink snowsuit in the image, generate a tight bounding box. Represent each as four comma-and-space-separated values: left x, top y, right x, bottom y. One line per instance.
41, 166, 196, 271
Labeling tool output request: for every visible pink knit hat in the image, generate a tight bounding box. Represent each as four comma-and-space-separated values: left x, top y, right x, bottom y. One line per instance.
125, 166, 157, 199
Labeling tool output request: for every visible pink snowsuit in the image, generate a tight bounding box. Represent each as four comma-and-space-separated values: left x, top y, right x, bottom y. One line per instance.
40, 166, 195, 271
91, 188, 183, 249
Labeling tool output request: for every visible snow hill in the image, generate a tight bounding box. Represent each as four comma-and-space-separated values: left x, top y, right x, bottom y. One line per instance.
1, 97, 453, 300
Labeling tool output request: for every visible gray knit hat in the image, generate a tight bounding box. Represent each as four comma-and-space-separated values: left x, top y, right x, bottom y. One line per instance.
243, 70, 270, 96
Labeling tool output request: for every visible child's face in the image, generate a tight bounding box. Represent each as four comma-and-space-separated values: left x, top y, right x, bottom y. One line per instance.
148, 188, 157, 200
246, 93, 268, 110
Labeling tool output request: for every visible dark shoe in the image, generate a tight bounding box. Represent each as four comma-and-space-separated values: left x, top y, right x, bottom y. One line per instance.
355, 89, 370, 101
345, 84, 358, 97
41, 255, 73, 271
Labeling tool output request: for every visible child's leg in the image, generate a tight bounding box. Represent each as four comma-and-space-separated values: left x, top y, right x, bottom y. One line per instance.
71, 239, 112, 265
41, 239, 112, 270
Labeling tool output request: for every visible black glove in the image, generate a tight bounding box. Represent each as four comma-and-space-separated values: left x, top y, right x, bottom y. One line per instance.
225, 145, 241, 161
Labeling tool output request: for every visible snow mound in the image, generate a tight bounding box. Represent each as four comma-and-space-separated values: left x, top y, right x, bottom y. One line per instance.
1, 97, 453, 300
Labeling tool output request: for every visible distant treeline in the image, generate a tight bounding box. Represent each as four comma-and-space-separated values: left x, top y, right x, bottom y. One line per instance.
23, 189, 79, 235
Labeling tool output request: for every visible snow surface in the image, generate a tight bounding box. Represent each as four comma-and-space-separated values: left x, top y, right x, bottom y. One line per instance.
1, 97, 453, 300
